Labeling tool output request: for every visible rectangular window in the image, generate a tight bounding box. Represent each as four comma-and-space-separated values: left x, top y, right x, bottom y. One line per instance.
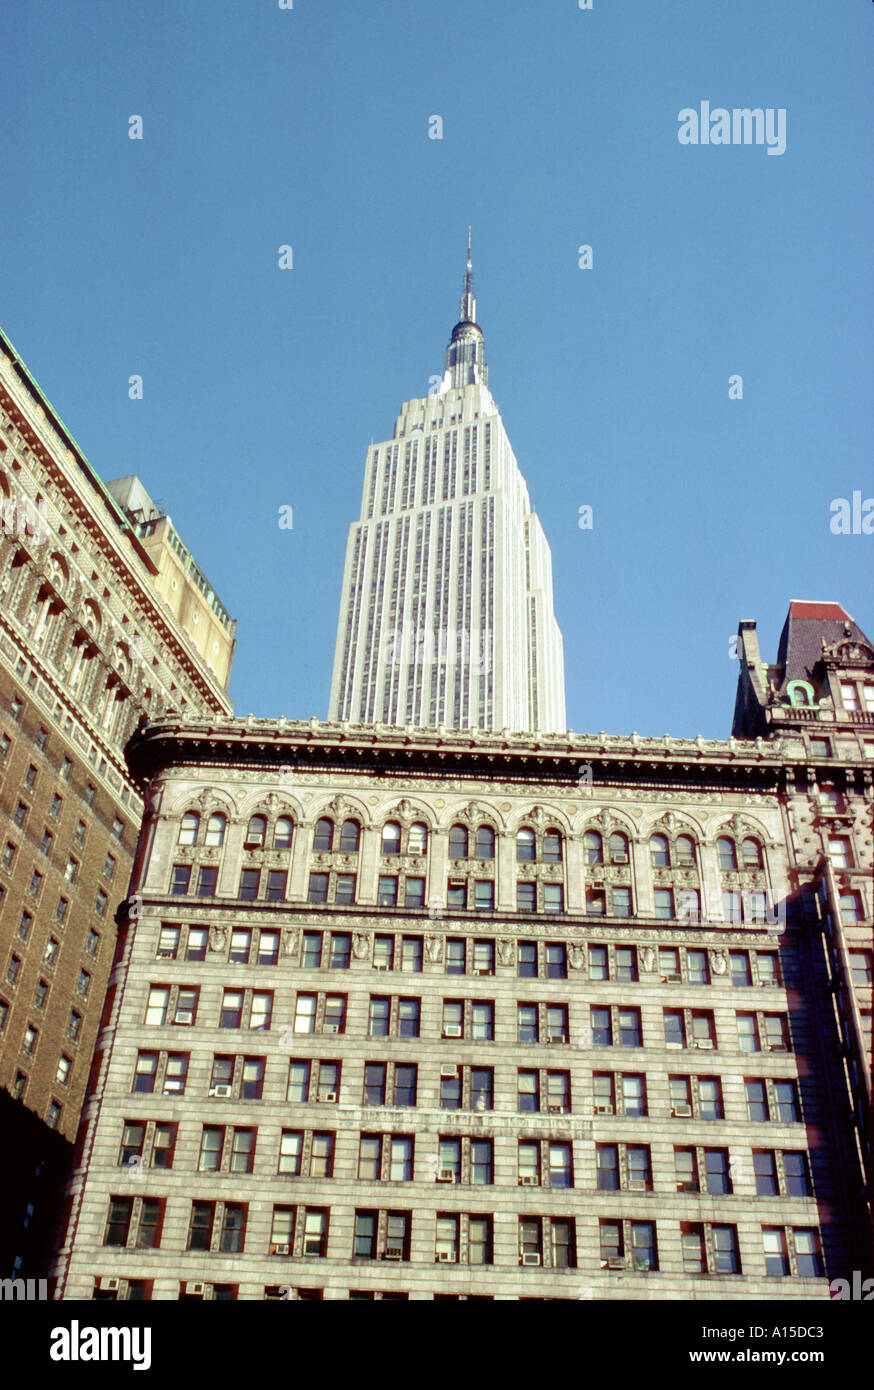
188, 1202, 214, 1251
596, 1145, 619, 1190
398, 998, 420, 1037
404, 877, 424, 908
518, 1070, 539, 1112
698, 1077, 723, 1120
446, 939, 466, 975
329, 934, 351, 970
308, 873, 328, 904
394, 1064, 417, 1107
713, 1225, 740, 1274
745, 1079, 769, 1121
287, 1061, 311, 1103
197, 866, 218, 897
401, 936, 423, 972
517, 883, 536, 912
220, 990, 244, 1028
654, 888, 674, 919
763, 1228, 789, 1277
377, 876, 398, 907
612, 887, 632, 918
474, 880, 494, 911
258, 930, 280, 966
753, 1151, 778, 1196
220, 1204, 245, 1253
705, 1149, 731, 1195
543, 884, 563, 914
279, 1131, 303, 1175
266, 869, 288, 902
170, 864, 191, 896
364, 1063, 387, 1106
591, 1007, 612, 1047
794, 1228, 823, 1277
358, 1135, 381, 1180
186, 928, 208, 962
239, 869, 260, 900
105, 1198, 133, 1247
301, 931, 322, 968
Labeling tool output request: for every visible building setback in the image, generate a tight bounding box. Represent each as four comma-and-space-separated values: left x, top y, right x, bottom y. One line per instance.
53, 626, 872, 1297
0, 325, 236, 1280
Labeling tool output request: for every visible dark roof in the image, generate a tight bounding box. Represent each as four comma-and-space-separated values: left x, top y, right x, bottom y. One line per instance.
775, 600, 872, 690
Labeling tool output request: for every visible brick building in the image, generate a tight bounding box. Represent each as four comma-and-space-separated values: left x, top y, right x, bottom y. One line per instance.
0, 325, 235, 1278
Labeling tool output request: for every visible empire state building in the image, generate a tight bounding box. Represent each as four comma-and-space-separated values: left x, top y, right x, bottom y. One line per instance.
328, 240, 566, 733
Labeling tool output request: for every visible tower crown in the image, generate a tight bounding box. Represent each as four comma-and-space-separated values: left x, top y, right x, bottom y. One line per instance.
445, 229, 487, 389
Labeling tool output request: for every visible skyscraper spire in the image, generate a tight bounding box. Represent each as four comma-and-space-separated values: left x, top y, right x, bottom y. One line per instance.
460, 225, 475, 323
446, 228, 487, 389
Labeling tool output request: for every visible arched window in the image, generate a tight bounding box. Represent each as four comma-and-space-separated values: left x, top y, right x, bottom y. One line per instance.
675, 835, 696, 866
449, 824, 469, 859
245, 815, 267, 849
516, 828, 536, 862
205, 813, 226, 848
178, 812, 199, 846
409, 822, 428, 856
741, 838, 763, 869
608, 832, 628, 864
475, 825, 495, 860
717, 837, 738, 871
649, 834, 670, 868
543, 830, 563, 863
584, 831, 603, 865
382, 822, 402, 856
273, 817, 294, 850
313, 818, 334, 853
340, 819, 360, 853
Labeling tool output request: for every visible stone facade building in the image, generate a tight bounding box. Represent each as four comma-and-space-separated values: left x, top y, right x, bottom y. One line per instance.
52, 630, 873, 1297
0, 325, 235, 1277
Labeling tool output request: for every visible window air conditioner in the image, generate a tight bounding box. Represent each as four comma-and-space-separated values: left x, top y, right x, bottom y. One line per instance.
548, 1104, 567, 1114
443, 1025, 462, 1038
272, 1244, 290, 1256
102, 1277, 120, 1291
320, 1092, 338, 1103
590, 879, 606, 890
521, 1253, 541, 1267
210, 1085, 233, 1098
436, 1169, 456, 1183
186, 1282, 206, 1295
694, 1039, 714, 1050
671, 1103, 693, 1118
547, 1032, 566, 1044
627, 1179, 648, 1191
435, 1250, 454, 1263
175, 1010, 194, 1025
157, 949, 176, 959
593, 1102, 613, 1115
604, 1257, 626, 1270
519, 1175, 538, 1186
324, 1024, 340, 1034
473, 968, 491, 976
611, 853, 629, 865
661, 973, 682, 984
440, 1065, 458, 1078
383, 1248, 404, 1260
374, 964, 390, 972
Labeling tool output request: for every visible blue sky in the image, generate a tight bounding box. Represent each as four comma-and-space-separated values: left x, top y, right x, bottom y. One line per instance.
1, 0, 871, 738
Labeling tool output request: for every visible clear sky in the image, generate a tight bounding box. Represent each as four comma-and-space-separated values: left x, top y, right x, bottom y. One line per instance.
1, 0, 871, 738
